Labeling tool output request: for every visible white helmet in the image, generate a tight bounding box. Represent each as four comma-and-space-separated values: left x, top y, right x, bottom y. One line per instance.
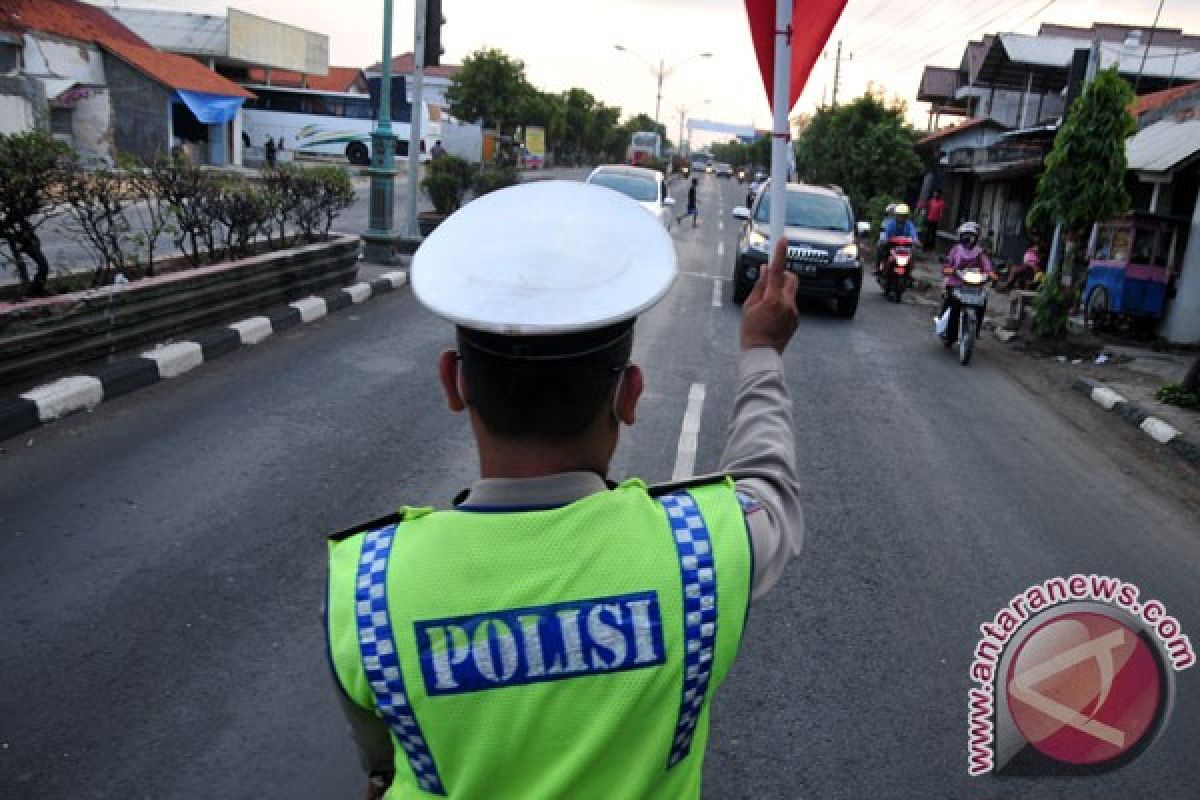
958, 221, 981, 237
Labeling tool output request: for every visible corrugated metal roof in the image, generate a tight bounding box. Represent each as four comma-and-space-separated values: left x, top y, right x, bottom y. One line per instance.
107, 8, 227, 57
997, 33, 1200, 80
918, 66, 959, 101
1126, 118, 1200, 174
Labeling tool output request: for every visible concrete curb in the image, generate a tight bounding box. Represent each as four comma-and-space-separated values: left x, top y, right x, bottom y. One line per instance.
0, 270, 408, 442
1071, 377, 1200, 468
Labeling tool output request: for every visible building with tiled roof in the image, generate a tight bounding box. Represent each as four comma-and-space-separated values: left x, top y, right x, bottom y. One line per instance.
1131, 82, 1200, 123
0, 0, 252, 166
365, 52, 462, 110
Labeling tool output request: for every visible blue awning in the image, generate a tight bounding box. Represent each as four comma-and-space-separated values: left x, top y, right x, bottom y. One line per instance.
175, 90, 244, 125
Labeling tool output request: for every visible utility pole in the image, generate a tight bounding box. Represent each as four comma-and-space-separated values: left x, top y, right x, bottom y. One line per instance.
829, 39, 852, 108
656, 58, 664, 130
1047, 36, 1101, 283
404, 0, 428, 241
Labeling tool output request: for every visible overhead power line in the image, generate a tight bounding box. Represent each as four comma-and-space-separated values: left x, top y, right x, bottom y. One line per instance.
891, 0, 1059, 76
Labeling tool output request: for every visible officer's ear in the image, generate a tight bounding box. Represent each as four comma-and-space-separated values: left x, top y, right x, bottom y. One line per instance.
614, 364, 643, 426
438, 350, 468, 412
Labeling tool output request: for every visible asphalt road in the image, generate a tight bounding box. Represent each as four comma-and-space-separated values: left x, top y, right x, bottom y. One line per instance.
2, 173, 1198, 798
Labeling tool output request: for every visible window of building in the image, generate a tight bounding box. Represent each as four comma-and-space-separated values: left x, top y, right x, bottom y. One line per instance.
0, 41, 19, 73
50, 108, 72, 135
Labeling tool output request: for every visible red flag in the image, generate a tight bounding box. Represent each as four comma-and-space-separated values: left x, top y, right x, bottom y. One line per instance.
745, 0, 848, 111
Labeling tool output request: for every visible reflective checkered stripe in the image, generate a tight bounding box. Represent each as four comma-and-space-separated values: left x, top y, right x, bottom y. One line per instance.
659, 491, 718, 768
355, 525, 447, 796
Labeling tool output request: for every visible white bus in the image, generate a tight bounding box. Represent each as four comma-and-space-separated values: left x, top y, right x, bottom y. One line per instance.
241, 85, 437, 165
626, 131, 661, 166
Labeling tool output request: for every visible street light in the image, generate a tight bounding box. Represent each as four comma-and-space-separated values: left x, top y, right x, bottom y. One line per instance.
673, 99, 710, 157
613, 45, 712, 130
363, 0, 399, 263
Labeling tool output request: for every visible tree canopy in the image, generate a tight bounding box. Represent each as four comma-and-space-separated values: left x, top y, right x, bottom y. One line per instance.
792, 93, 923, 222
711, 136, 770, 169
444, 48, 530, 134
445, 46, 669, 165
1027, 66, 1136, 235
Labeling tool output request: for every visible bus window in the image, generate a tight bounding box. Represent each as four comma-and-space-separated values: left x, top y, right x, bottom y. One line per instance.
267, 92, 306, 113
345, 99, 373, 119
310, 96, 345, 117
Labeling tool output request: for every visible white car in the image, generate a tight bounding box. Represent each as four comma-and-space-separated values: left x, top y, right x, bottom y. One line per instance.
585, 165, 676, 230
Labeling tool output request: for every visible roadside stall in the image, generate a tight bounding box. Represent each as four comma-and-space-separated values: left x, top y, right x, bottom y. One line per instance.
1085, 212, 1187, 333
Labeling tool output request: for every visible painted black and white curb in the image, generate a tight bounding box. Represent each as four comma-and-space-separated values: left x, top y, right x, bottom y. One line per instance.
0, 272, 407, 442
1072, 376, 1200, 468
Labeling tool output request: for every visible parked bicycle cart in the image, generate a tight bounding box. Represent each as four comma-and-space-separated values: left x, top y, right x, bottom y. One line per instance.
1084, 212, 1184, 334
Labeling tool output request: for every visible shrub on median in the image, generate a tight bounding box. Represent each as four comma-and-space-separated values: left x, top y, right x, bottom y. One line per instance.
0, 140, 359, 298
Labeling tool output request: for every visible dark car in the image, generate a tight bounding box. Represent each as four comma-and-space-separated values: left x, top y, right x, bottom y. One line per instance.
731, 182, 863, 317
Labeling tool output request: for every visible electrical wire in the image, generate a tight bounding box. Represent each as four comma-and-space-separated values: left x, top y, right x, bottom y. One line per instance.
890, 0, 1059, 76
1135, 0, 1167, 93
848, 0, 1000, 63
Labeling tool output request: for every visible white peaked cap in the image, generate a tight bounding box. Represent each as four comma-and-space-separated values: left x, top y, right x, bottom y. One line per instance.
412, 180, 676, 335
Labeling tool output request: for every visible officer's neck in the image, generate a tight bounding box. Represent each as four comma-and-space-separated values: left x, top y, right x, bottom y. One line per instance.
474, 425, 615, 480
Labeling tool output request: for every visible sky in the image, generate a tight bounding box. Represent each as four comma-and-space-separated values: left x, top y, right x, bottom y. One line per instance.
92, 0, 1200, 146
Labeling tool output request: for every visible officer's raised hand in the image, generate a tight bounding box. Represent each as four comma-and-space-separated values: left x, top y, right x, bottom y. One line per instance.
741, 236, 799, 354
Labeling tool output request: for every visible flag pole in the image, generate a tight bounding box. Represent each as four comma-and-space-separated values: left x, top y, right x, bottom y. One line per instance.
768, 0, 793, 251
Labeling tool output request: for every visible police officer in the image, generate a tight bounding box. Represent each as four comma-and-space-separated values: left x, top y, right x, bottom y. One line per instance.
326, 181, 803, 799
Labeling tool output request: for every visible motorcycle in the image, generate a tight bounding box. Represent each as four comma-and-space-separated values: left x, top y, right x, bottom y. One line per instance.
876, 236, 915, 302
936, 265, 989, 366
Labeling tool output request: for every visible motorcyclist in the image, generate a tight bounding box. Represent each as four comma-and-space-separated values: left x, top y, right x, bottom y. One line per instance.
940, 221, 995, 342
876, 203, 919, 271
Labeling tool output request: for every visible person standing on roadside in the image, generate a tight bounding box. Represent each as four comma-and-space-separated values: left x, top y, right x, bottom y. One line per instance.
326, 181, 803, 799
923, 189, 945, 250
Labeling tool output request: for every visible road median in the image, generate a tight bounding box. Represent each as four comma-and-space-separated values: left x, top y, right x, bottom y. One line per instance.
0, 270, 408, 442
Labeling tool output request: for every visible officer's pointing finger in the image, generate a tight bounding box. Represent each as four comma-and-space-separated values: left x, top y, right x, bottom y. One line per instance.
767, 237, 788, 291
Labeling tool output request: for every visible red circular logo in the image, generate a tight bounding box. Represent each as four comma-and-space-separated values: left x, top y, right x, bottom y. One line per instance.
1006, 612, 1163, 766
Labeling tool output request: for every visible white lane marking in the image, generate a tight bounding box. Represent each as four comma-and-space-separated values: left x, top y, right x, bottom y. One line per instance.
719, 220, 724, 231
21, 376, 104, 422
290, 296, 328, 323
679, 270, 730, 281
381, 270, 409, 288
1140, 416, 1180, 444
1090, 387, 1126, 410
344, 282, 372, 304
229, 317, 273, 345
142, 342, 203, 378
672, 383, 707, 480
717, 241, 724, 257
712, 279, 722, 308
